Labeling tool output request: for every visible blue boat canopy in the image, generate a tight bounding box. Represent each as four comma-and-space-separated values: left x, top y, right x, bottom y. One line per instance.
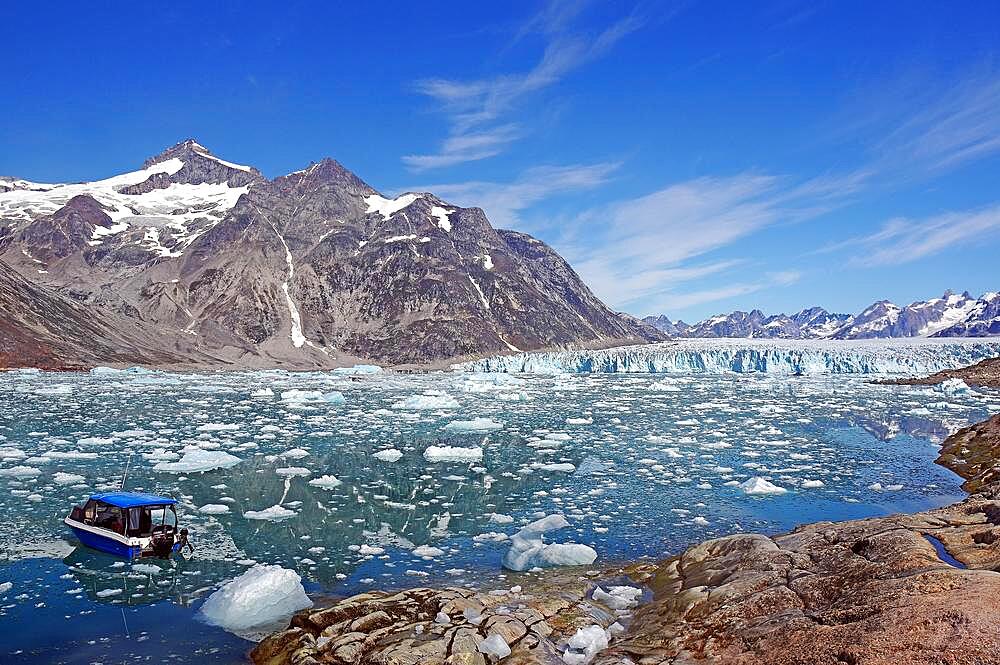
89, 492, 177, 508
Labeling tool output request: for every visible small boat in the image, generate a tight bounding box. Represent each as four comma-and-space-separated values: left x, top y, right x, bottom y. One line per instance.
64, 491, 190, 559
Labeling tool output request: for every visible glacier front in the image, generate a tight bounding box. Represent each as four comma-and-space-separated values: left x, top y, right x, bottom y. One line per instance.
455, 338, 1000, 375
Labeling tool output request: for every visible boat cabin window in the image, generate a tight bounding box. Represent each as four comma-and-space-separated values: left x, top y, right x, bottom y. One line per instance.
124, 505, 177, 537
92, 501, 125, 534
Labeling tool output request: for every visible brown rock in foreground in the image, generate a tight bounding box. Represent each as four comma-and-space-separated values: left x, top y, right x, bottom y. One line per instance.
252, 494, 1000, 665
606, 495, 1000, 664
250, 576, 629, 665
936, 414, 1000, 494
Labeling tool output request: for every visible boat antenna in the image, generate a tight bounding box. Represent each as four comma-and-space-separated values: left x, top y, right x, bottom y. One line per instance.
119, 451, 133, 490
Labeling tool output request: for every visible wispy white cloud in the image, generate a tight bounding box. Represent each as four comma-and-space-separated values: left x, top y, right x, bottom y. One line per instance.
557, 171, 862, 313
873, 73, 1000, 174
403, 1, 646, 170
416, 161, 621, 228
831, 204, 1000, 267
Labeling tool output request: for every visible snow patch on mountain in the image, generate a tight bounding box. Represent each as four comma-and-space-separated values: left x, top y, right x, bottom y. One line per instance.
365, 193, 421, 220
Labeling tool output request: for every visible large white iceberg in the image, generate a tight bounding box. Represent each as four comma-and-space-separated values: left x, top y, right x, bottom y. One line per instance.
442, 417, 503, 432
153, 448, 241, 473
501, 514, 597, 572
424, 445, 483, 462
739, 477, 788, 496
198, 564, 312, 638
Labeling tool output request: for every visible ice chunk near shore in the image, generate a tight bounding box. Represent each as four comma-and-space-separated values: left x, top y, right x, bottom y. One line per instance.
198, 564, 312, 638
592, 585, 642, 610
153, 448, 241, 473
562, 625, 609, 664
739, 477, 788, 495
501, 515, 597, 572
443, 417, 503, 432
424, 445, 483, 462
478, 633, 512, 659
936, 378, 975, 396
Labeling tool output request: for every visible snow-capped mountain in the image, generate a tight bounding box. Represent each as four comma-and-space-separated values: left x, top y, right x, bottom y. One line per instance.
0, 140, 662, 369
643, 291, 999, 340
644, 307, 853, 339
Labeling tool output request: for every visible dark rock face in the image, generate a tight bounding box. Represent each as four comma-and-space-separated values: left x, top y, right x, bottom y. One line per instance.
0, 260, 206, 369
0, 140, 661, 368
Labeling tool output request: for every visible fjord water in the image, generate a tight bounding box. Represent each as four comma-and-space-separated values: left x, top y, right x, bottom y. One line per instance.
1, 365, 997, 663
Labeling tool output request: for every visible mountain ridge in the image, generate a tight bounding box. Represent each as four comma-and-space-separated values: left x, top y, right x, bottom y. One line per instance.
643, 290, 1000, 339
0, 140, 663, 369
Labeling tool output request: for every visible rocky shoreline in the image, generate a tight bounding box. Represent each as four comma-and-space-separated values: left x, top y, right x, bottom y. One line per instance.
877, 356, 1000, 389
252, 413, 1000, 665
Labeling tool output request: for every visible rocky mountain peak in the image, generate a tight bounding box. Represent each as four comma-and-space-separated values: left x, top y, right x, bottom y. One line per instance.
132, 139, 264, 192
275, 157, 375, 197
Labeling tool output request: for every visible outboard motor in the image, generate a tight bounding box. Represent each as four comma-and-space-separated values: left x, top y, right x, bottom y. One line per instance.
149, 531, 176, 558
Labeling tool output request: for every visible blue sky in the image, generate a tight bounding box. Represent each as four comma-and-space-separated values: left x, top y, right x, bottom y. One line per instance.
3, 1, 1000, 322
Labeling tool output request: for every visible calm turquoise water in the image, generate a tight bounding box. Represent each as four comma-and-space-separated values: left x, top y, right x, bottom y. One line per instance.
0, 368, 995, 663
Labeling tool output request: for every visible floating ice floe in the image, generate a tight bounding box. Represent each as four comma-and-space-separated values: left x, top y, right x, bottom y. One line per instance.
443, 417, 503, 432
199, 504, 231, 514
250, 388, 274, 398
333, 364, 383, 375
537, 462, 576, 473
198, 564, 312, 638
412, 545, 445, 558
52, 472, 85, 485
275, 467, 310, 477
739, 477, 788, 496
153, 448, 241, 473
0, 466, 42, 478
424, 445, 484, 462
372, 448, 403, 462
33, 385, 73, 395
196, 423, 240, 432
501, 514, 597, 572
308, 475, 342, 489
243, 505, 298, 521
393, 392, 460, 410
801, 479, 825, 488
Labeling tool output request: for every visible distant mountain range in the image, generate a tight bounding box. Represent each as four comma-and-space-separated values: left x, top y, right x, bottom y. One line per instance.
0, 140, 662, 369
643, 291, 1000, 340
